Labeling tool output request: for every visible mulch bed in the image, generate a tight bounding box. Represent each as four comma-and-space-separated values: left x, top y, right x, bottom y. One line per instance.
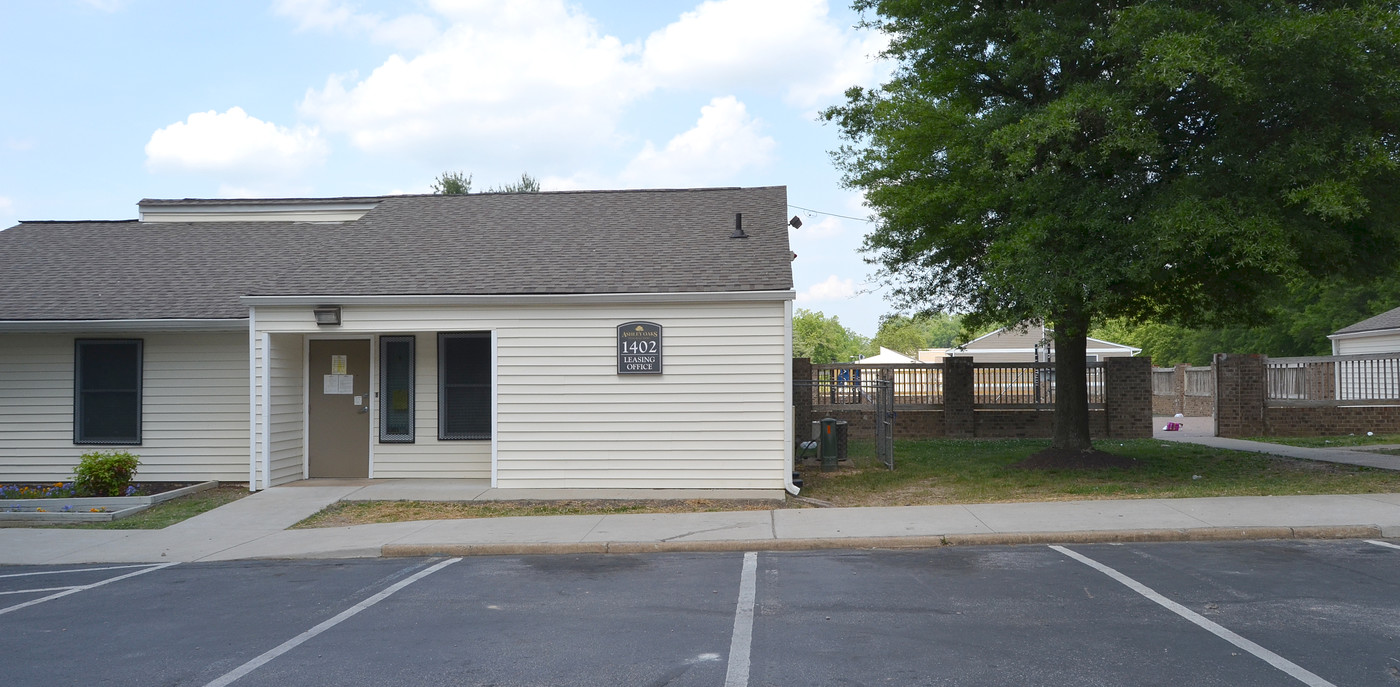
1008, 447, 1140, 471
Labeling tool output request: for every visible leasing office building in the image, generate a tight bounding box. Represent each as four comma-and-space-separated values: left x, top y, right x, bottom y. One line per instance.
0, 187, 796, 492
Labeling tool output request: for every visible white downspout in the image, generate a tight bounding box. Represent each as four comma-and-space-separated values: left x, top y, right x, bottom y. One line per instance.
490, 329, 499, 488
784, 299, 799, 496
261, 332, 272, 490
247, 306, 258, 491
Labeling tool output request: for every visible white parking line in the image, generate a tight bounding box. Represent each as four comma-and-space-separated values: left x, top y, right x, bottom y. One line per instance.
0, 564, 160, 579
1365, 540, 1400, 551
1051, 545, 1336, 687
0, 586, 78, 596
0, 563, 177, 617
203, 557, 462, 687
724, 551, 758, 687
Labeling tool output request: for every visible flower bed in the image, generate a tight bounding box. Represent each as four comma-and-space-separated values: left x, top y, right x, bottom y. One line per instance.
0, 481, 219, 524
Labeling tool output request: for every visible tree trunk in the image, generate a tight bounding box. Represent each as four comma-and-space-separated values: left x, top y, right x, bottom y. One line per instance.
1050, 317, 1093, 452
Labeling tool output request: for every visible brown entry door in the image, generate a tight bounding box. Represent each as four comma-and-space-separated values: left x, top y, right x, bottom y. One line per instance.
308, 339, 371, 478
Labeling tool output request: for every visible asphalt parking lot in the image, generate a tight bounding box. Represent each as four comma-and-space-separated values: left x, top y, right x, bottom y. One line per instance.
2, 539, 1397, 686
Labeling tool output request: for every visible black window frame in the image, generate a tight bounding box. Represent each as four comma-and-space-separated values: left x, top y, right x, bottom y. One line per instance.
74, 338, 143, 445
438, 332, 492, 441
379, 335, 416, 443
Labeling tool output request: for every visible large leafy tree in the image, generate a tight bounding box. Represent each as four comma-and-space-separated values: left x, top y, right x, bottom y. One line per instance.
825, 1, 1400, 454
793, 309, 871, 363
1097, 273, 1400, 365
871, 312, 966, 356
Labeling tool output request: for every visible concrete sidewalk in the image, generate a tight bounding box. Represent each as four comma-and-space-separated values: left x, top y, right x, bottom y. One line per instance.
2, 487, 1398, 565
6, 424, 1400, 566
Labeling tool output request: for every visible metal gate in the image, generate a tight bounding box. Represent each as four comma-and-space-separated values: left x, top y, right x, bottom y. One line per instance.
794, 378, 895, 470
873, 378, 894, 469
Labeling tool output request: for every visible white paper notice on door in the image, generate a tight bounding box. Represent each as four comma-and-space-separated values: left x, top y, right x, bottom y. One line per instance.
330, 355, 348, 375
323, 374, 354, 394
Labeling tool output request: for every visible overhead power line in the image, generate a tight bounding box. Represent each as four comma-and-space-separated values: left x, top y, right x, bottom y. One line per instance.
787, 203, 875, 223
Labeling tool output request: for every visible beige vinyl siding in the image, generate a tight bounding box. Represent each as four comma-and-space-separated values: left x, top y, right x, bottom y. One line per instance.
0, 332, 249, 482
372, 333, 491, 480
256, 300, 788, 489
266, 334, 304, 485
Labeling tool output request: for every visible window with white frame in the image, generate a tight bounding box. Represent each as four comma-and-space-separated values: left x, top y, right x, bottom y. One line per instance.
380, 335, 415, 442
74, 339, 142, 445
438, 332, 491, 440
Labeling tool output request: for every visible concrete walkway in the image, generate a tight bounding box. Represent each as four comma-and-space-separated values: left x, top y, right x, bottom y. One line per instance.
5, 422, 1400, 566
1154, 415, 1400, 471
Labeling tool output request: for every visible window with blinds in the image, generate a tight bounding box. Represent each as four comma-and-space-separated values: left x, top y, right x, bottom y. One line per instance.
74, 339, 142, 445
438, 332, 491, 440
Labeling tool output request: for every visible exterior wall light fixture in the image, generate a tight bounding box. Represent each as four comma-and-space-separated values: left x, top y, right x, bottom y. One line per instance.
313, 305, 342, 326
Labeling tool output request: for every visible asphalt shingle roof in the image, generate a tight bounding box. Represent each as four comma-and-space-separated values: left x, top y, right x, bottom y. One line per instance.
0, 187, 792, 321
1333, 305, 1400, 336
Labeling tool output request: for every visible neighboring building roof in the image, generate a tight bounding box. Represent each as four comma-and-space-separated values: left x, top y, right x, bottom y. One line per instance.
857, 347, 915, 363
0, 187, 792, 321
950, 324, 1141, 355
1331, 305, 1400, 337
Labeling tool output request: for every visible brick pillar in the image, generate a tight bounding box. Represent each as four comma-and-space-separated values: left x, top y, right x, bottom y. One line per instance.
1173, 362, 1188, 416
1105, 357, 1153, 438
793, 358, 812, 444
1213, 353, 1265, 437
943, 356, 975, 438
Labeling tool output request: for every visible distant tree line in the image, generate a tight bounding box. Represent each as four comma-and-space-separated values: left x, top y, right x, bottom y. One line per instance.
431, 171, 541, 195
793, 309, 977, 363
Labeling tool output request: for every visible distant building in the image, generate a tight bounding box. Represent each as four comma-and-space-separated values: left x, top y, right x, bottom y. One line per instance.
945, 324, 1140, 362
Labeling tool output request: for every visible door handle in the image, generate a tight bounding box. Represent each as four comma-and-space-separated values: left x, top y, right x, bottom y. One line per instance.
358, 406, 370, 414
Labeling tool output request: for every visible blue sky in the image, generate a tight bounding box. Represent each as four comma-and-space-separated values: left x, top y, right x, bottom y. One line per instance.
1, 0, 898, 336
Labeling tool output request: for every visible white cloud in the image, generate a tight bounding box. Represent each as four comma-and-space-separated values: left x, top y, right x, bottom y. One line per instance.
642, 0, 889, 108
799, 215, 844, 238
298, 0, 644, 162
145, 108, 327, 177
0, 196, 14, 230
273, 0, 440, 51
288, 0, 882, 166
797, 274, 857, 303
77, 0, 126, 12
619, 96, 775, 187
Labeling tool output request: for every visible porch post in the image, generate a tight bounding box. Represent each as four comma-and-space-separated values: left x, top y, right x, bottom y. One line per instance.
247, 306, 258, 490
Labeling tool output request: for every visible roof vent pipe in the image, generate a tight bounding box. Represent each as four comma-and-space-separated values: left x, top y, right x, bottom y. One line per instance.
730, 212, 748, 239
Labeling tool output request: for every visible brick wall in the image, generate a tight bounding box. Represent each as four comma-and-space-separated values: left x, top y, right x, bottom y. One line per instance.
1213, 354, 1266, 437
1105, 357, 1153, 438
1182, 395, 1214, 417
943, 357, 975, 438
1260, 405, 1400, 437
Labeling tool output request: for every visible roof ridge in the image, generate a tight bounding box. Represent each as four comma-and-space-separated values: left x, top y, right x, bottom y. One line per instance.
139, 185, 785, 205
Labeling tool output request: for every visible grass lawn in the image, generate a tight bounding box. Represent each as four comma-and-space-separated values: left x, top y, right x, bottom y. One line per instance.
45, 485, 250, 530
1244, 433, 1400, 448
293, 438, 1400, 527
797, 439, 1400, 507
294, 498, 780, 529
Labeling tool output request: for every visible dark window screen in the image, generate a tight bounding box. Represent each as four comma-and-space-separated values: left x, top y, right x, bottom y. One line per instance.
380, 336, 415, 442
75, 339, 142, 444
439, 333, 491, 440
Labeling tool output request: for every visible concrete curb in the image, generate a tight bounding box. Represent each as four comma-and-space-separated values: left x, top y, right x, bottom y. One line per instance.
379, 524, 1384, 558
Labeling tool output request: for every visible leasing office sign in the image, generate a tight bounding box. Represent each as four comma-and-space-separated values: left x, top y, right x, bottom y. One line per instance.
617, 322, 662, 374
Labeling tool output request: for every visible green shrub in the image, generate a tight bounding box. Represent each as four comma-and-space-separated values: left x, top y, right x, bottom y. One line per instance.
73, 450, 141, 497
